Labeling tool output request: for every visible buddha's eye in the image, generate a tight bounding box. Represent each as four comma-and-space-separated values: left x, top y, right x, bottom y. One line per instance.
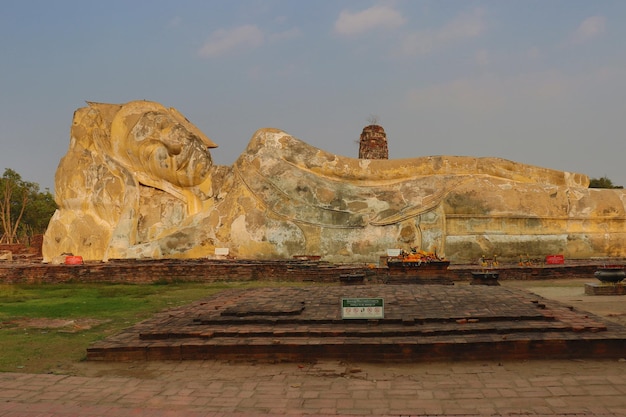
155, 115, 169, 130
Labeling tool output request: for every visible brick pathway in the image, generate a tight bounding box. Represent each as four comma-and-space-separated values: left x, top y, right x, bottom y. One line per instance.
1, 359, 626, 416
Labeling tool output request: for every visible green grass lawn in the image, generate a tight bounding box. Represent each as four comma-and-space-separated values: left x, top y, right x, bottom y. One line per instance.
0, 281, 290, 374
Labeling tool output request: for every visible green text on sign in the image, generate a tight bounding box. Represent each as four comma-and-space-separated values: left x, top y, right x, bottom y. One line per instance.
341, 298, 384, 319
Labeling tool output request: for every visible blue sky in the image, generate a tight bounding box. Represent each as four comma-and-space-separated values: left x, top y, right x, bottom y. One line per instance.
1, 0, 625, 192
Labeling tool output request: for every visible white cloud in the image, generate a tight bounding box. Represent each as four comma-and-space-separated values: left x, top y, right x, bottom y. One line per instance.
269, 27, 301, 42
397, 8, 486, 56
572, 15, 606, 43
168, 16, 182, 28
198, 24, 264, 57
398, 32, 433, 55
274, 15, 288, 25
408, 71, 572, 117
334, 5, 406, 36
401, 66, 626, 183
407, 76, 504, 118
438, 7, 486, 42
404, 68, 623, 121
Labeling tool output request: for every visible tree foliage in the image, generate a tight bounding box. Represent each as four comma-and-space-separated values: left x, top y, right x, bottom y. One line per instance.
0, 168, 57, 244
589, 176, 624, 189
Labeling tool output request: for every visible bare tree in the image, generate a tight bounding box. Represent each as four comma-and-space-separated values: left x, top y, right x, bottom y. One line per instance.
0, 169, 30, 244
366, 114, 380, 125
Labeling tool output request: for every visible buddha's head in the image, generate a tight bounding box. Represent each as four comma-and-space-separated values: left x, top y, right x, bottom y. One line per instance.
109, 101, 217, 188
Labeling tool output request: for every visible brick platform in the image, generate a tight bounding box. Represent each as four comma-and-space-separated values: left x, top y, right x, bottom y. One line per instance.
585, 282, 626, 295
87, 284, 626, 363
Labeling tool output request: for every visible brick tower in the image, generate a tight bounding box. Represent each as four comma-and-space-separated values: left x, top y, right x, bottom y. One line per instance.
358, 124, 388, 159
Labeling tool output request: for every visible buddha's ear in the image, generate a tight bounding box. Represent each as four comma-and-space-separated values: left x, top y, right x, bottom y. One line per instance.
169, 107, 218, 149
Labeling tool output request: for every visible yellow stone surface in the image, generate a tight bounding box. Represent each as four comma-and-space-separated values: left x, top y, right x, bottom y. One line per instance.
43, 100, 626, 263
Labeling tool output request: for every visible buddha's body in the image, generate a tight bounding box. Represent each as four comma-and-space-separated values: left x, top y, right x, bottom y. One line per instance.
43, 101, 626, 263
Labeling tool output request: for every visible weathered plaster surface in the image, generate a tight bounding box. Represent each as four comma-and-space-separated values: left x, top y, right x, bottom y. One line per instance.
43, 101, 626, 263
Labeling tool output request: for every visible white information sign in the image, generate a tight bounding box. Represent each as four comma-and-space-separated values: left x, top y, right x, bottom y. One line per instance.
341, 298, 384, 319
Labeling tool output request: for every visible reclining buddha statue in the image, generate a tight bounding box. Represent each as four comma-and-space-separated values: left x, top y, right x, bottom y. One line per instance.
43, 100, 626, 263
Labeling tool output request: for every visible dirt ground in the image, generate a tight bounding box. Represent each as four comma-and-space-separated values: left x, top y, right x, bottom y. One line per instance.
501, 278, 626, 327
5, 318, 109, 332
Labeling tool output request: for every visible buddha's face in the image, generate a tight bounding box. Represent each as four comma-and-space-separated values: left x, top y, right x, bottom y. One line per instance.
125, 110, 214, 188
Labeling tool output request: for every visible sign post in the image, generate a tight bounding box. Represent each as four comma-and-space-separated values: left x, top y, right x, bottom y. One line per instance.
341, 298, 384, 319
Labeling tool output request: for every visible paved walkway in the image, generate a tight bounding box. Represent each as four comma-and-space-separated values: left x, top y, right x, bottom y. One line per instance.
2, 357, 626, 416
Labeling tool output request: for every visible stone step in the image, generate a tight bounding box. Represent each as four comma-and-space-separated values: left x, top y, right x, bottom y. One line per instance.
86, 284, 626, 363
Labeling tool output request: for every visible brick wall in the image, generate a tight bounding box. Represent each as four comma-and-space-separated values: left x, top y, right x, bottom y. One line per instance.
359, 125, 388, 159
0, 259, 371, 284
0, 234, 43, 258
0, 258, 609, 285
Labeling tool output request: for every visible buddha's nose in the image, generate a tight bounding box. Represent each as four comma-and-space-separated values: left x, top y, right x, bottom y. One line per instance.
163, 139, 182, 155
